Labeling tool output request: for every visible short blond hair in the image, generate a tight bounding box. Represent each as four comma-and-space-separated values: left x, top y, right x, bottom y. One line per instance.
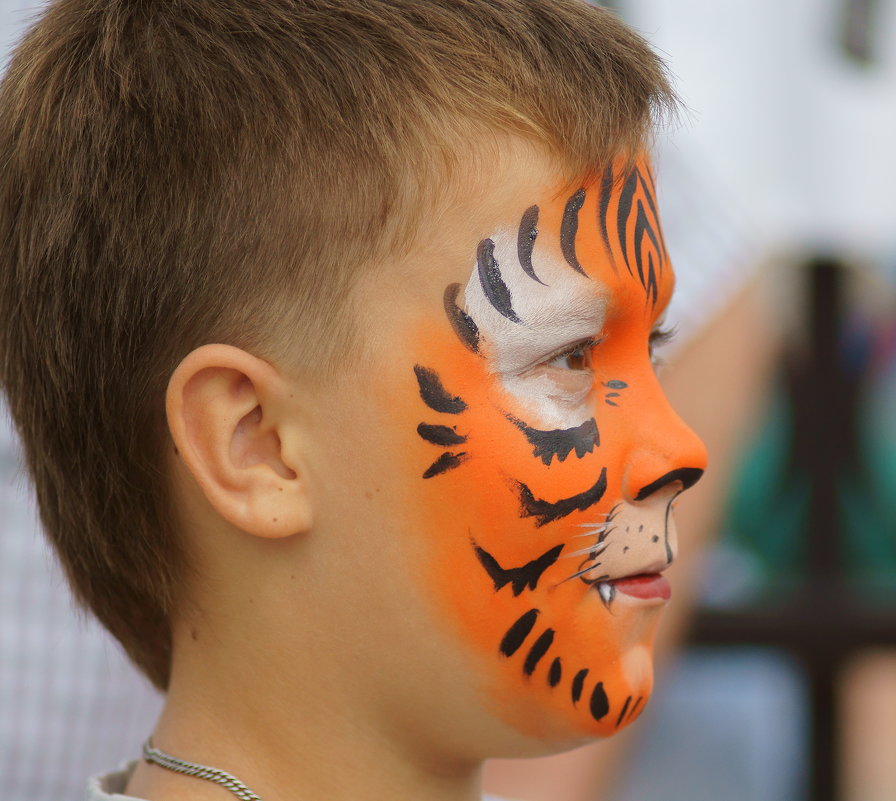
0, 0, 676, 689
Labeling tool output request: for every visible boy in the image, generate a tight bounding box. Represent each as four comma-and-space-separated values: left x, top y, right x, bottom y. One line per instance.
0, 1, 707, 799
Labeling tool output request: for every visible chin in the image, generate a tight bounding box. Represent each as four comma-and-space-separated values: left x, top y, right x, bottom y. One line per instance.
483, 605, 665, 752
482, 654, 657, 758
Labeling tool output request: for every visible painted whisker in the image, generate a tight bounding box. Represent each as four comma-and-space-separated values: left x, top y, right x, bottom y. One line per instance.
596, 525, 616, 544
573, 524, 617, 546
556, 562, 609, 586
561, 542, 610, 559
572, 523, 612, 538
575, 522, 611, 531
575, 514, 612, 526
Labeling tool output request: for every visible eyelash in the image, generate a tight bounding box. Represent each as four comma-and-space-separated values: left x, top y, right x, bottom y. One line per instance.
539, 325, 675, 371
649, 325, 676, 364
545, 337, 602, 370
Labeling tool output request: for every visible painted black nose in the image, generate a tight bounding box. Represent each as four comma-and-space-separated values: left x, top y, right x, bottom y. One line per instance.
634, 467, 704, 502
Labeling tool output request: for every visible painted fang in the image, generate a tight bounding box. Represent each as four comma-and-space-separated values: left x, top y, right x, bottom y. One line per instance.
597, 581, 615, 608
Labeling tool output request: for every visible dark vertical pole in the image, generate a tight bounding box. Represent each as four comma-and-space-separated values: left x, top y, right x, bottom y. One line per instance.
806, 258, 843, 583
839, 0, 879, 64
807, 655, 839, 801
804, 257, 844, 801
690, 254, 894, 799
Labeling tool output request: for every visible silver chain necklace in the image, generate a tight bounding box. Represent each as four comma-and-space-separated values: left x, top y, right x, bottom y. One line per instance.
142, 739, 264, 801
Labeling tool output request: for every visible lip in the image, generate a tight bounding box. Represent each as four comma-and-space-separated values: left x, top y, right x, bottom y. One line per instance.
610, 573, 670, 601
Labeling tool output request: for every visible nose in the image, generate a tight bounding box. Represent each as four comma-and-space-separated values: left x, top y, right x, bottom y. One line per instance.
633, 467, 704, 501
620, 375, 708, 504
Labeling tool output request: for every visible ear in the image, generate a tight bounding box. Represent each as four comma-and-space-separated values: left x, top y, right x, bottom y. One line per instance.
166, 344, 311, 538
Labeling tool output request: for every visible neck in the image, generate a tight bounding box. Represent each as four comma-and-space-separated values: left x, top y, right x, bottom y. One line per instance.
126, 629, 485, 801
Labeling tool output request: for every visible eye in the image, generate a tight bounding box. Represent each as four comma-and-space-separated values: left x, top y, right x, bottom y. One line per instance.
648, 325, 676, 365
546, 338, 599, 371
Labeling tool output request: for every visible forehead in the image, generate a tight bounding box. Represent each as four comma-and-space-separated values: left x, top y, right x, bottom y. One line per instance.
464, 160, 671, 369
358, 145, 672, 345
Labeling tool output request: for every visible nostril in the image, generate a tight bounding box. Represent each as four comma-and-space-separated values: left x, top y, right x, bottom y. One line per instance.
633, 467, 705, 502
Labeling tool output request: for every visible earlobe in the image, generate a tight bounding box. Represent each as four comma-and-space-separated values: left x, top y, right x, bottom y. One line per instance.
166, 344, 312, 538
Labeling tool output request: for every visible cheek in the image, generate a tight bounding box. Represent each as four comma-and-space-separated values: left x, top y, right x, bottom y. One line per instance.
382, 323, 660, 740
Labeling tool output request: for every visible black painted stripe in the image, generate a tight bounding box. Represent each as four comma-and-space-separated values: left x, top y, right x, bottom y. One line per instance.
523, 628, 555, 676
634, 467, 704, 501
616, 695, 632, 727
598, 164, 614, 263
633, 200, 662, 304
616, 168, 638, 275
646, 251, 657, 306
422, 451, 469, 479
417, 423, 466, 447
548, 657, 562, 688
517, 205, 546, 285
477, 238, 521, 323
443, 283, 480, 353
500, 609, 540, 657
474, 543, 564, 596
516, 467, 607, 527
560, 189, 588, 277
637, 170, 660, 234
627, 695, 644, 721
414, 365, 467, 414
637, 169, 670, 276
571, 668, 589, 704
507, 414, 599, 466
590, 681, 609, 721
634, 200, 660, 279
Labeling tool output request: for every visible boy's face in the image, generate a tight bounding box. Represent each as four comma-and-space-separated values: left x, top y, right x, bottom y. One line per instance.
306, 147, 707, 748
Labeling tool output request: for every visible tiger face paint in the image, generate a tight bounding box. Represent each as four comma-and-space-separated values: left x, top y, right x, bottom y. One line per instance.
353, 151, 707, 745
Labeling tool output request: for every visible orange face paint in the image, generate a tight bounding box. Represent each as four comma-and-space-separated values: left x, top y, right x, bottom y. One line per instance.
375, 155, 707, 740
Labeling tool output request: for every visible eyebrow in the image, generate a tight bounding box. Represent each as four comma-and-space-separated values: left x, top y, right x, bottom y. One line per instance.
486, 291, 610, 375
